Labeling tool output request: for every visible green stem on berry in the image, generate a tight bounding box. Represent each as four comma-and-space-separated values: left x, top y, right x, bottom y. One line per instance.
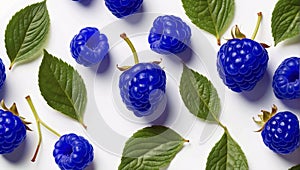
120, 33, 139, 64
251, 12, 262, 40
25, 95, 61, 162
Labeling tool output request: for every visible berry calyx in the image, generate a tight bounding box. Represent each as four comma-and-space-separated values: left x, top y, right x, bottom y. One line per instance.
117, 33, 167, 117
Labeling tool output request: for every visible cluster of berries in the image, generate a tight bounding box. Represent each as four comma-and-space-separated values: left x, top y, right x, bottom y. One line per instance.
0, 1, 298, 169
70, 15, 191, 117
215, 13, 299, 155
217, 39, 299, 100
69, 1, 300, 157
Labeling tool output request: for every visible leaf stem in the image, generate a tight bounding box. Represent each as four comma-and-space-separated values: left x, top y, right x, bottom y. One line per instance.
120, 33, 139, 64
184, 139, 190, 143
25, 95, 61, 162
210, 111, 226, 130
251, 12, 262, 40
9, 63, 14, 70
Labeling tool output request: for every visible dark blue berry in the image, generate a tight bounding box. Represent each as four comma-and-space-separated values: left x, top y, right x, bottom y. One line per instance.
70, 27, 109, 67
105, 0, 143, 18
0, 58, 6, 90
261, 111, 300, 154
0, 109, 26, 154
148, 15, 191, 54
53, 133, 94, 170
119, 63, 166, 117
272, 57, 300, 100
217, 38, 269, 92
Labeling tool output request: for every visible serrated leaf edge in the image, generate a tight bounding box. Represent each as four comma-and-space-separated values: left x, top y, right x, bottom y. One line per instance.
39, 50, 87, 126
5, 1, 50, 69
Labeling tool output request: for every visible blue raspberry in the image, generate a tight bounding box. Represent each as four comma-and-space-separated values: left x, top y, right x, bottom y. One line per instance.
272, 57, 300, 100
104, 0, 143, 18
261, 111, 300, 154
148, 15, 191, 54
70, 27, 109, 67
0, 58, 6, 90
217, 38, 269, 92
119, 63, 166, 117
53, 133, 94, 170
0, 109, 26, 154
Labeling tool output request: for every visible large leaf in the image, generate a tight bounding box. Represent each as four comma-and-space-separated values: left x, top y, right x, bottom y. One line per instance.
182, 0, 234, 45
119, 125, 188, 170
38, 50, 87, 126
179, 64, 221, 122
206, 130, 248, 170
271, 0, 300, 46
290, 165, 300, 170
5, 1, 50, 69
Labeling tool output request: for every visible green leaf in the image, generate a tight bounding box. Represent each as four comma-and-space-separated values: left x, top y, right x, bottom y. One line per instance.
206, 130, 248, 170
182, 0, 234, 45
289, 165, 300, 170
119, 125, 188, 170
271, 0, 300, 46
5, 1, 50, 69
38, 50, 87, 126
179, 64, 221, 122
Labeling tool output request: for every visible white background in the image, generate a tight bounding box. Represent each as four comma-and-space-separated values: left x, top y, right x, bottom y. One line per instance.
0, 0, 299, 170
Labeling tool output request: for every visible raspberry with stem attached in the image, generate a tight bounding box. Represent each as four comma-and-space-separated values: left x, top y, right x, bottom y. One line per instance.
118, 33, 167, 117
217, 12, 269, 92
26, 96, 94, 170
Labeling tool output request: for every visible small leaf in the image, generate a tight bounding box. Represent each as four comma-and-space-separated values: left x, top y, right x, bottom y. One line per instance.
289, 164, 300, 170
5, 1, 50, 69
119, 125, 188, 170
179, 64, 221, 122
271, 0, 300, 46
206, 130, 248, 170
38, 50, 87, 126
182, 0, 234, 45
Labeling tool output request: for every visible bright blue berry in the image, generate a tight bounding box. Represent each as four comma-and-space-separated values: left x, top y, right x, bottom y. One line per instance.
217, 38, 269, 92
105, 0, 143, 18
0, 58, 6, 90
148, 15, 191, 54
272, 57, 300, 100
261, 111, 300, 154
70, 27, 109, 67
119, 63, 166, 117
0, 109, 26, 154
53, 133, 94, 170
